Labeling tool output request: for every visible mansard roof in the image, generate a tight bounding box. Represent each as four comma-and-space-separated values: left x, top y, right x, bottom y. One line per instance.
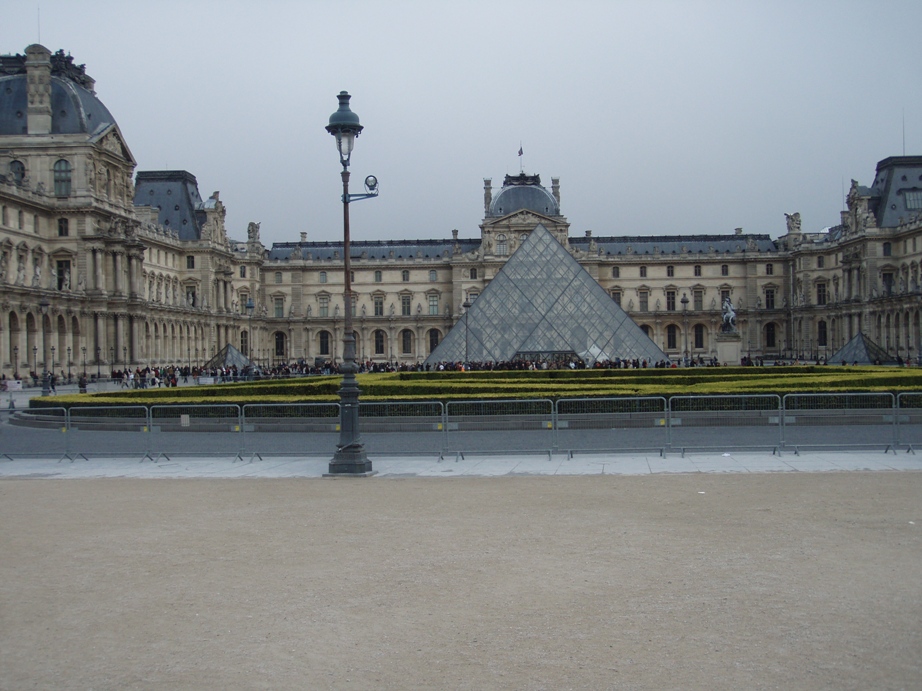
133, 170, 206, 241
868, 156, 922, 228
570, 234, 779, 256
0, 47, 116, 137
267, 238, 481, 261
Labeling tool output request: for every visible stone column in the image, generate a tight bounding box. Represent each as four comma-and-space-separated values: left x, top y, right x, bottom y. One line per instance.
113, 252, 123, 294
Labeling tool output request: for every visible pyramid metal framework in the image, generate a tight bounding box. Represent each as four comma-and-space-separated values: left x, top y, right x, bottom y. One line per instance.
202, 343, 253, 370
425, 224, 668, 365
828, 332, 898, 365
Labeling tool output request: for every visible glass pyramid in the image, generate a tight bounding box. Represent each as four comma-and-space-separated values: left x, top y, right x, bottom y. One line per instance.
425, 224, 667, 365
829, 332, 898, 365
202, 343, 253, 370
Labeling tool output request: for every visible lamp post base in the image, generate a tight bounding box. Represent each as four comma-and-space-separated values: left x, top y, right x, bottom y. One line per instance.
326, 445, 375, 477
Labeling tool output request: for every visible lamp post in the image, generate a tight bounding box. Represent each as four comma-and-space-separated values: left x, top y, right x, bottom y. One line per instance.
123, 345, 127, 367
13, 345, 18, 379
39, 298, 50, 396
67, 346, 71, 382
680, 293, 689, 366
81, 346, 86, 376
32, 345, 37, 380
325, 90, 379, 475
95, 346, 100, 380
463, 299, 472, 367
246, 298, 255, 374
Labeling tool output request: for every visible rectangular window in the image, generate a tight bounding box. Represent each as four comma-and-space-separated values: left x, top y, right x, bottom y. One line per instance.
766, 263, 774, 275
693, 290, 703, 311
319, 296, 329, 317
402, 270, 410, 282
883, 271, 893, 296
374, 296, 384, 316
274, 298, 284, 318
401, 294, 411, 316
667, 265, 674, 277
639, 266, 647, 278
721, 289, 730, 306
186, 256, 195, 269
694, 265, 701, 277
56, 260, 71, 291
239, 294, 249, 313
275, 272, 282, 284
240, 265, 246, 278
57, 218, 69, 237
402, 330, 412, 354
765, 288, 775, 310
666, 290, 676, 311
611, 291, 621, 306
694, 325, 704, 349
612, 266, 619, 278
905, 190, 922, 210
639, 291, 649, 312
428, 294, 439, 315
429, 270, 437, 282
816, 283, 827, 305
721, 264, 729, 276
374, 270, 382, 283
816, 256, 824, 268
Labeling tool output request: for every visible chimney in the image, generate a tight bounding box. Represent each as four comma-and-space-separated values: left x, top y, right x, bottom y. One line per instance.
452, 229, 459, 240
585, 230, 592, 238
551, 177, 560, 206
734, 227, 743, 235
24, 44, 53, 135
483, 178, 492, 215
300, 232, 307, 242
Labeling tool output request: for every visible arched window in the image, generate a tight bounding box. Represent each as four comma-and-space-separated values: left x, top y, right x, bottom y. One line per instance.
53, 160, 72, 197
401, 329, 413, 354
319, 331, 331, 356
496, 234, 508, 256
428, 329, 440, 352
667, 324, 677, 350
817, 320, 828, 347
694, 324, 705, 349
640, 325, 651, 337
374, 330, 386, 355
765, 322, 777, 349
9, 160, 25, 185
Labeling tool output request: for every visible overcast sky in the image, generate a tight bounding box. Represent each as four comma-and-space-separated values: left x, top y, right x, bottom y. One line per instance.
4, 0, 922, 247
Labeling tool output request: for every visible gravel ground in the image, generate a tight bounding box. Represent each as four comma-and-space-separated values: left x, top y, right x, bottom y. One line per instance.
1, 473, 920, 690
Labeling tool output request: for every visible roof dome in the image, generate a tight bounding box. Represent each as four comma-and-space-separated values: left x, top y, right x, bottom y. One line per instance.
488, 173, 560, 218
0, 46, 116, 137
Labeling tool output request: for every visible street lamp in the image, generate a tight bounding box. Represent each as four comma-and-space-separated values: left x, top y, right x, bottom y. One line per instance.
95, 346, 100, 380
123, 345, 127, 367
39, 298, 50, 396
462, 299, 472, 367
13, 345, 18, 379
325, 90, 379, 476
67, 346, 71, 381
32, 345, 37, 380
680, 293, 689, 366
81, 346, 86, 376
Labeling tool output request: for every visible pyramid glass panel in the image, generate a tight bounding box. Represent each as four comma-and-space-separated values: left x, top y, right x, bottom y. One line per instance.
425, 224, 667, 365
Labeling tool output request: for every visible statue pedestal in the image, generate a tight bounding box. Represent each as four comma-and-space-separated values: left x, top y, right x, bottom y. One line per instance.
716, 332, 742, 366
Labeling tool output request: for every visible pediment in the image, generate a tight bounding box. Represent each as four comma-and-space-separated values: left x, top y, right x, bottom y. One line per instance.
89, 124, 136, 165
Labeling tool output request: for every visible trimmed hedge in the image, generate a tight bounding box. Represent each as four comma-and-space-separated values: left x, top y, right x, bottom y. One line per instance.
27, 367, 922, 409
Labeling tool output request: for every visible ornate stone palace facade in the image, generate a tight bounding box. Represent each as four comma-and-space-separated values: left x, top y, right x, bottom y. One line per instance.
2, 44, 922, 378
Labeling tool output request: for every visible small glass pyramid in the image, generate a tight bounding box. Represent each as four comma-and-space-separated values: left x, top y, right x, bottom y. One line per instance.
425, 224, 667, 365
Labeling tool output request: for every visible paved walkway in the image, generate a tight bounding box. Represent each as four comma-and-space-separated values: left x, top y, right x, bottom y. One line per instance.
2, 449, 921, 479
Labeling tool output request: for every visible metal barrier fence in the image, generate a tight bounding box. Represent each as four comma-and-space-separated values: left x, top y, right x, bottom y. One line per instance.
241, 403, 340, 460
445, 399, 555, 456
896, 393, 922, 449
670, 395, 782, 454
3, 393, 922, 461
556, 397, 668, 454
150, 404, 243, 460
782, 393, 896, 452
